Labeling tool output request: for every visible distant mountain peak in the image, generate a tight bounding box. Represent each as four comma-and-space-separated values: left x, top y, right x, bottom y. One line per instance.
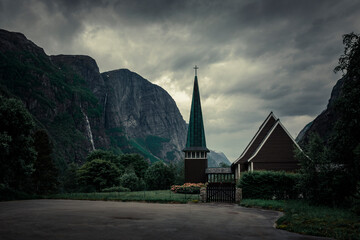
208, 150, 231, 167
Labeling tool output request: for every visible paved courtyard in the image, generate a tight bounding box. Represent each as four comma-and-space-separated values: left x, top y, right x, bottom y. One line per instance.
0, 200, 330, 240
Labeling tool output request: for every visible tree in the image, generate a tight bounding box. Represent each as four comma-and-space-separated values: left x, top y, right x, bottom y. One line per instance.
86, 149, 124, 171
330, 32, 360, 204
119, 154, 149, 179
0, 97, 36, 191
295, 134, 335, 205
144, 161, 175, 190
296, 33, 360, 206
0, 133, 12, 156
32, 129, 58, 194
333, 32, 360, 75
170, 159, 184, 185
77, 159, 121, 192
63, 162, 79, 193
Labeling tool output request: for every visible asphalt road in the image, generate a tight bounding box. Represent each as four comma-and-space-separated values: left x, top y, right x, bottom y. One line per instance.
0, 200, 330, 240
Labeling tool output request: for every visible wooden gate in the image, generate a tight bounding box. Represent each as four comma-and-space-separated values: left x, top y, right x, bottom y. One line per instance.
206, 183, 236, 203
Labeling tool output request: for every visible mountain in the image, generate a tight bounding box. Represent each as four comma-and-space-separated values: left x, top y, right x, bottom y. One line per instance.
208, 151, 231, 167
101, 69, 186, 162
0, 29, 187, 169
296, 76, 346, 146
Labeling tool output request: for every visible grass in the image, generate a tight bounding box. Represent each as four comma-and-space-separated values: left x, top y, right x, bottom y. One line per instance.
46, 190, 200, 203
240, 199, 360, 240
240, 199, 286, 211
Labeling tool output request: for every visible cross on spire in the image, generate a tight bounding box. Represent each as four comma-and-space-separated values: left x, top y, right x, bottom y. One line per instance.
194, 65, 199, 76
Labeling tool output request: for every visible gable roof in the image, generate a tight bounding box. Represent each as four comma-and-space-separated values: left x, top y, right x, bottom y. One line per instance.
233, 112, 302, 165
233, 112, 277, 164
247, 120, 302, 162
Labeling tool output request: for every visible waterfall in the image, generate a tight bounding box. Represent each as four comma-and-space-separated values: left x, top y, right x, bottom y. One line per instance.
103, 93, 108, 114
81, 108, 95, 151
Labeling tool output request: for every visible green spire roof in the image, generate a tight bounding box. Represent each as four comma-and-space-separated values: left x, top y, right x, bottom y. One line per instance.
185, 75, 208, 150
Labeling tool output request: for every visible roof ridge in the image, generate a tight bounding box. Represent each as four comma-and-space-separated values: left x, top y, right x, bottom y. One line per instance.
233, 112, 277, 164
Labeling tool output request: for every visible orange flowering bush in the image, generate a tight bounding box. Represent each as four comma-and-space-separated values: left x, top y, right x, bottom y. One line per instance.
171, 183, 205, 194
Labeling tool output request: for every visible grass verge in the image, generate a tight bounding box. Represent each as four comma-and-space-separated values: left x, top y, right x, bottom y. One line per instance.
240, 199, 286, 211
46, 190, 199, 203
240, 199, 360, 240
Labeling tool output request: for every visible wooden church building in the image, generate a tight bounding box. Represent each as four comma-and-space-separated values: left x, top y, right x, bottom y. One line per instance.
232, 112, 302, 179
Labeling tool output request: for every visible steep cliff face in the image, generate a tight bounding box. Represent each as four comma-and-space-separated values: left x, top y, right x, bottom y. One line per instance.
102, 69, 187, 162
49, 55, 110, 150
0, 29, 188, 167
0, 29, 102, 167
296, 76, 346, 146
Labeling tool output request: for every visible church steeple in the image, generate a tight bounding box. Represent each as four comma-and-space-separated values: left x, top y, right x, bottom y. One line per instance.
183, 66, 209, 183
185, 67, 207, 149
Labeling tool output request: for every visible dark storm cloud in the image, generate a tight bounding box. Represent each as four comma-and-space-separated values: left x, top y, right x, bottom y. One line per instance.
2, 0, 356, 62
1, 0, 360, 160
37, 0, 192, 25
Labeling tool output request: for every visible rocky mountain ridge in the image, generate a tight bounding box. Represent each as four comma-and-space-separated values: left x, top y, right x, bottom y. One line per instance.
101, 69, 187, 162
296, 76, 346, 145
0, 29, 186, 167
208, 151, 231, 167
0, 28, 230, 169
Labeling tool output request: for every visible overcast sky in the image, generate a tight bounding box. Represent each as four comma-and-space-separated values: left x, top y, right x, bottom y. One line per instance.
1, 0, 360, 161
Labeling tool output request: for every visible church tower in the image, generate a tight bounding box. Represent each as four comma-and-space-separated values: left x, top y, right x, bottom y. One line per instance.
183, 66, 209, 183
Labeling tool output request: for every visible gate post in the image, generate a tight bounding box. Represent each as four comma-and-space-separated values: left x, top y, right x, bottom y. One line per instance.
200, 186, 207, 202
236, 188, 242, 203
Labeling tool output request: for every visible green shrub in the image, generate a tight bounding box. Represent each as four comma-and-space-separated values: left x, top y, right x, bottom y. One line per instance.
119, 173, 145, 191
238, 171, 301, 199
101, 186, 130, 192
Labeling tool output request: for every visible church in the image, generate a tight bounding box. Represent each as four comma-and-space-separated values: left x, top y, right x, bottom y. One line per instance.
231, 112, 302, 180
183, 66, 302, 184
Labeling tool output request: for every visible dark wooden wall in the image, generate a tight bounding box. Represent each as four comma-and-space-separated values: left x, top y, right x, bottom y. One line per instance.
185, 158, 207, 183
252, 124, 300, 171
